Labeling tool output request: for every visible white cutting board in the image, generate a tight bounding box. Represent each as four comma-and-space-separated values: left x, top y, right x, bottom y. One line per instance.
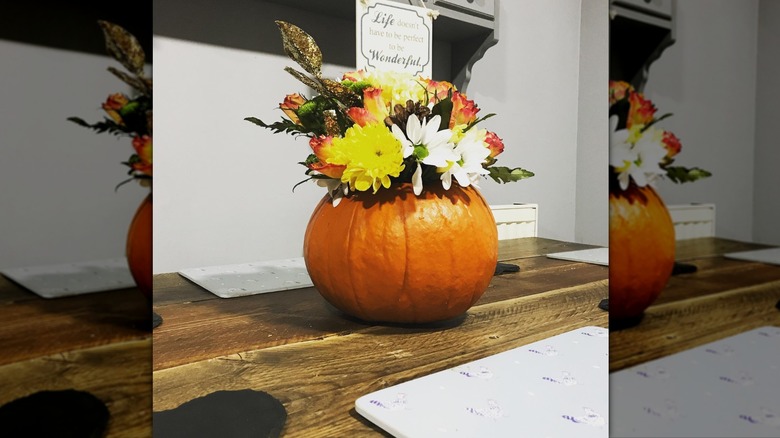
611, 326, 780, 437
178, 257, 314, 298
546, 248, 609, 266
723, 248, 780, 266
356, 326, 609, 438
1, 258, 135, 298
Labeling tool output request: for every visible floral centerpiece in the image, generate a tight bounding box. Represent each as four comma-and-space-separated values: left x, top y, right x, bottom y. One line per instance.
608, 80, 710, 323
68, 21, 153, 300
246, 22, 533, 323
247, 22, 532, 204
68, 21, 152, 190
609, 80, 709, 190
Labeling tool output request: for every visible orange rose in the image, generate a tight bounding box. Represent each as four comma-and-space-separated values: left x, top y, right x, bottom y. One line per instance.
609, 81, 632, 106
308, 136, 345, 179
346, 87, 389, 127
102, 93, 129, 124
484, 131, 504, 158
280, 93, 305, 124
342, 70, 368, 82
661, 131, 681, 158
424, 79, 455, 103
131, 135, 152, 176
627, 91, 656, 128
449, 92, 479, 128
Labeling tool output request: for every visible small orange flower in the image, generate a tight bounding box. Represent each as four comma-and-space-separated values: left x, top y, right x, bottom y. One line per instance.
449, 92, 479, 128
484, 131, 504, 158
346, 87, 389, 127
609, 80, 633, 105
424, 79, 455, 103
102, 93, 129, 124
280, 93, 305, 124
342, 70, 368, 82
627, 91, 656, 128
308, 136, 345, 179
661, 131, 682, 158
131, 135, 153, 176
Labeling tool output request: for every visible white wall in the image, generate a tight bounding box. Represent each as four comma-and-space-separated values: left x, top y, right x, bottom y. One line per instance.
644, 0, 759, 242
0, 40, 149, 269
153, 0, 607, 273
469, 0, 607, 245
576, 0, 609, 246
753, 0, 780, 245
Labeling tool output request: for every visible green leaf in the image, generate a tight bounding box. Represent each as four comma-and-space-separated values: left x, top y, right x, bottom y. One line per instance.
487, 166, 535, 184
244, 117, 311, 135
431, 97, 453, 131
664, 166, 712, 183
463, 113, 496, 133
640, 112, 672, 133
68, 117, 132, 136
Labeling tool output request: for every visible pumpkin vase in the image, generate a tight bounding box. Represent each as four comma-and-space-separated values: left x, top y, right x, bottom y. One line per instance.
609, 183, 675, 324
303, 183, 498, 324
127, 193, 152, 301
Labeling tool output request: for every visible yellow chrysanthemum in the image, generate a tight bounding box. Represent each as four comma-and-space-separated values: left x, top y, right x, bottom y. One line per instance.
329, 123, 406, 193
360, 71, 427, 108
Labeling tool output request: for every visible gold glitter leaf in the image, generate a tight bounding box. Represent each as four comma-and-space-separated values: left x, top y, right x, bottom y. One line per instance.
107, 67, 149, 95
284, 67, 325, 93
323, 110, 340, 137
98, 21, 146, 77
275, 21, 322, 78
322, 79, 360, 107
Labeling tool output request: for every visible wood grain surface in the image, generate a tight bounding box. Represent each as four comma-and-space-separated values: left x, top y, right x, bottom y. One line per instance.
152, 238, 609, 436
0, 283, 150, 366
0, 278, 152, 436
610, 237, 780, 372
153, 279, 608, 436
0, 339, 152, 437
152, 238, 607, 371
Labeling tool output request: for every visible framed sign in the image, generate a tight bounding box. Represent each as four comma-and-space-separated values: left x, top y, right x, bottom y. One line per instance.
356, 0, 433, 77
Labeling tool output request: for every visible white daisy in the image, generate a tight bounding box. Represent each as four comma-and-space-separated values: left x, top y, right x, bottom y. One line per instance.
609, 115, 666, 190
391, 114, 459, 195
439, 127, 491, 190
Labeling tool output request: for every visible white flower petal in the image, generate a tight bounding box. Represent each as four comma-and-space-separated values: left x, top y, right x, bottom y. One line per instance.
412, 163, 423, 195
406, 114, 423, 143
441, 171, 452, 190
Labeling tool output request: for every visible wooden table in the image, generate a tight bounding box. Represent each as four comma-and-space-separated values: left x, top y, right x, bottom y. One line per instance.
610, 237, 780, 372
0, 278, 152, 436
152, 237, 609, 436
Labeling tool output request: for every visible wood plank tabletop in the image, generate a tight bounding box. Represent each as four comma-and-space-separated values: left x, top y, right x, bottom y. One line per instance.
0, 339, 152, 437
610, 237, 780, 372
0, 279, 151, 366
0, 278, 152, 436
152, 237, 609, 436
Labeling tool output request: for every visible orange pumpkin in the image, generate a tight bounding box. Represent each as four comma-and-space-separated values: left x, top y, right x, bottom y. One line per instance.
127, 193, 152, 301
609, 183, 675, 320
303, 183, 498, 323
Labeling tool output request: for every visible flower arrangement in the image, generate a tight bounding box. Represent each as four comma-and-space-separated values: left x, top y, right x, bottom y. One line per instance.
609, 80, 710, 190
68, 21, 152, 189
246, 21, 532, 205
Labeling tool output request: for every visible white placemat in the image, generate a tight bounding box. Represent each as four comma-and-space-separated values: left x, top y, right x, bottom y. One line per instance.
611, 326, 780, 437
723, 247, 780, 266
546, 248, 609, 266
0, 258, 135, 298
356, 326, 609, 438
178, 257, 314, 298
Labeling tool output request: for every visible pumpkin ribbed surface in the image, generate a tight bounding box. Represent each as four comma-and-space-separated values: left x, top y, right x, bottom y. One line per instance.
127, 193, 152, 301
303, 183, 498, 323
609, 184, 675, 320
